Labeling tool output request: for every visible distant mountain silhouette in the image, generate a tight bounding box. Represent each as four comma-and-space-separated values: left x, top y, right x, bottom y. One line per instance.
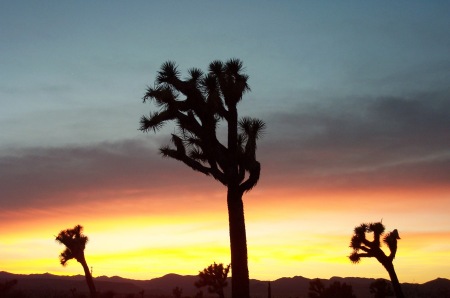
1, 271, 449, 298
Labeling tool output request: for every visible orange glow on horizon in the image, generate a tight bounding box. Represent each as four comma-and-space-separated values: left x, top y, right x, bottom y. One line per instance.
1, 184, 449, 283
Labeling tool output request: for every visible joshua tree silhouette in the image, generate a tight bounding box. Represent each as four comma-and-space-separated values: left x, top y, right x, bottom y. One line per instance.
308, 279, 325, 298
308, 279, 356, 298
140, 59, 265, 298
55, 225, 97, 298
195, 262, 230, 298
349, 222, 404, 298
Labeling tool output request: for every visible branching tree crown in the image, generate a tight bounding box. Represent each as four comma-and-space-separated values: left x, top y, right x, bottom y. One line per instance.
140, 59, 265, 195
348, 221, 404, 298
55, 225, 97, 298
195, 262, 230, 298
55, 224, 89, 266
349, 222, 400, 265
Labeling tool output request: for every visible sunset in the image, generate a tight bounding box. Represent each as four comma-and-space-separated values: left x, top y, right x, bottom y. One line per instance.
1, 1, 449, 297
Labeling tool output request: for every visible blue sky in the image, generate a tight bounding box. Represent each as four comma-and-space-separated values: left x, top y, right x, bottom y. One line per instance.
2, 1, 449, 148
1, 1, 450, 282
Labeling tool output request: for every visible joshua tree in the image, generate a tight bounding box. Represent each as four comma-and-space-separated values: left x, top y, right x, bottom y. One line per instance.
56, 225, 97, 298
369, 279, 394, 298
140, 59, 265, 298
308, 279, 325, 298
308, 279, 356, 298
195, 262, 230, 298
349, 222, 404, 298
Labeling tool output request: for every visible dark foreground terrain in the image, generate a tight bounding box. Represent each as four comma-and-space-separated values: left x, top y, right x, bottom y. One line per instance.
1, 271, 449, 298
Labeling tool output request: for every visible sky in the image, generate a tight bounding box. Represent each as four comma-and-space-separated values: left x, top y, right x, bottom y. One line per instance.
1, 1, 449, 284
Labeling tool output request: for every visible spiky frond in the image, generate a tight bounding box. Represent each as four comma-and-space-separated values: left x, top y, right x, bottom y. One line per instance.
188, 68, 204, 84
202, 73, 219, 92
139, 111, 167, 132
55, 225, 88, 247
224, 58, 251, 94
142, 85, 154, 103
202, 73, 224, 115
159, 145, 173, 157
209, 60, 224, 75
143, 85, 178, 108
225, 58, 245, 75
354, 224, 368, 236
239, 117, 266, 140
384, 229, 400, 242
384, 229, 400, 260
349, 252, 361, 264
156, 61, 180, 84
238, 117, 251, 141
59, 248, 74, 266
350, 235, 363, 249
369, 222, 385, 234
56, 225, 88, 266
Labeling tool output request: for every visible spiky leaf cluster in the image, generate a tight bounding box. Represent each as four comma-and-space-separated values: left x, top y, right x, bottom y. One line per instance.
140, 59, 265, 194
55, 225, 89, 266
348, 221, 400, 265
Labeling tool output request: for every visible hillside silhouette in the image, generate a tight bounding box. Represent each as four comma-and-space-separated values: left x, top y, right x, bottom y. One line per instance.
1, 272, 449, 298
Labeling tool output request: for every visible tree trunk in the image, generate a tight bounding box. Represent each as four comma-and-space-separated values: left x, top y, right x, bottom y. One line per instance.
79, 258, 97, 298
227, 187, 250, 298
383, 262, 404, 298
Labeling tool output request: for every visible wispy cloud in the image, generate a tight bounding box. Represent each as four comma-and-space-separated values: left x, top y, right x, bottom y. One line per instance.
0, 138, 219, 211
2, 90, 448, 212
259, 91, 450, 190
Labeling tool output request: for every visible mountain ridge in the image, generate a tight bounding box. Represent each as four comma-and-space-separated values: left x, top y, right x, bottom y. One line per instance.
1, 271, 449, 298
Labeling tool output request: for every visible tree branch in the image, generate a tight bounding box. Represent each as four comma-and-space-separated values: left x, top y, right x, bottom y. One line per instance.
239, 160, 260, 193
161, 147, 226, 184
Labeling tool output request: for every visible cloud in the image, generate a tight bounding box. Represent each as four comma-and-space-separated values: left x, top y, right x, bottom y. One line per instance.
0, 138, 221, 211
1, 91, 449, 212
258, 91, 450, 190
